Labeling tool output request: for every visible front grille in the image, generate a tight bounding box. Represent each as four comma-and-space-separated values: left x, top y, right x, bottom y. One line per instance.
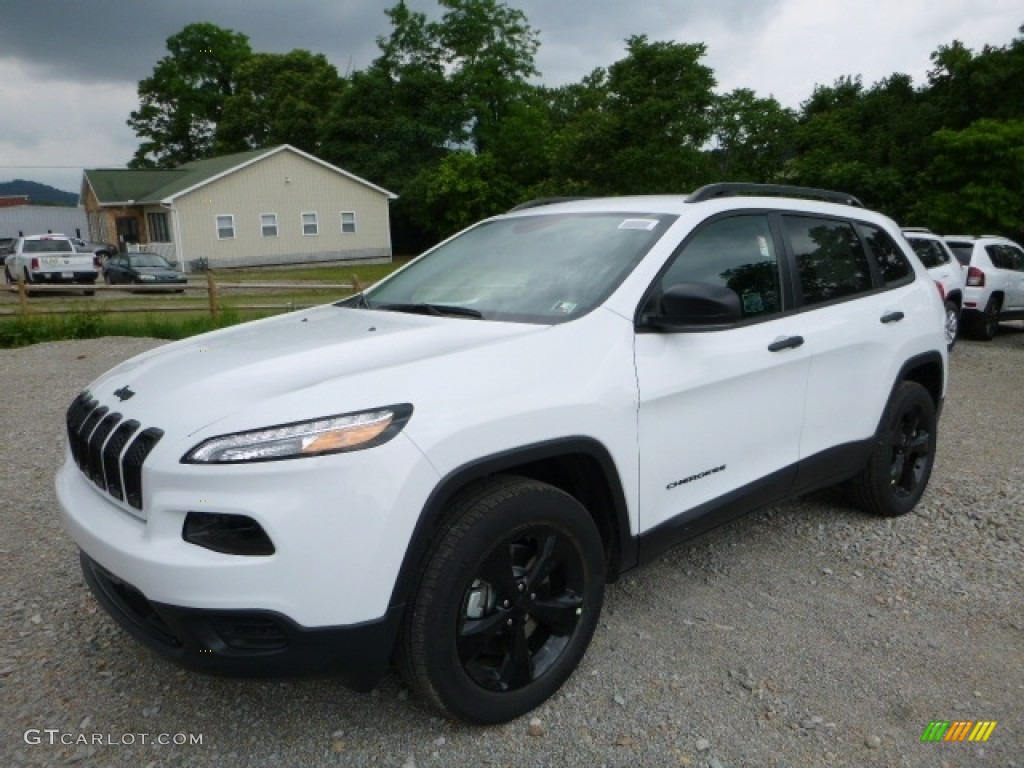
66, 391, 163, 511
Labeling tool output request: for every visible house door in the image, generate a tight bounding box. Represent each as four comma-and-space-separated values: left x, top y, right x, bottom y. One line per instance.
116, 216, 140, 251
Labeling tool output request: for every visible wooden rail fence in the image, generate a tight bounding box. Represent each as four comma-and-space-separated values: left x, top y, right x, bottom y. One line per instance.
1, 273, 362, 319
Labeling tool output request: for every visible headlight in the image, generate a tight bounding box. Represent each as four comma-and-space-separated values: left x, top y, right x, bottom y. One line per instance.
182, 404, 413, 464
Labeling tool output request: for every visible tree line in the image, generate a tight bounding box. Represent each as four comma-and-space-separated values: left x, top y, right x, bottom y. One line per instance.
127, 1, 1024, 250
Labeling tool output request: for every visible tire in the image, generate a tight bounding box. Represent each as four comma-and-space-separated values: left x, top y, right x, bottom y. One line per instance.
399, 476, 605, 724
4, 267, 13, 286
942, 300, 959, 351
972, 296, 1001, 341
849, 382, 937, 517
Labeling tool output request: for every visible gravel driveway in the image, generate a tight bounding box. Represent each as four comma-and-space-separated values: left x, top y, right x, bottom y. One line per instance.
2, 330, 1022, 768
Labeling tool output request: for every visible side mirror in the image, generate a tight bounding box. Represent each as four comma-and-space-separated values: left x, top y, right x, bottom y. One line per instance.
646, 282, 742, 331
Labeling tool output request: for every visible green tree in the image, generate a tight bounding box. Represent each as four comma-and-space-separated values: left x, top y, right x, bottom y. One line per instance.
433, 0, 540, 153
128, 23, 253, 167
549, 36, 718, 194
710, 88, 796, 182
789, 74, 940, 220
913, 119, 1024, 239
215, 50, 346, 155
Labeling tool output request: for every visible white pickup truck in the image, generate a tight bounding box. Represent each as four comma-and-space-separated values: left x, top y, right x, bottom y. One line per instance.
4, 234, 99, 294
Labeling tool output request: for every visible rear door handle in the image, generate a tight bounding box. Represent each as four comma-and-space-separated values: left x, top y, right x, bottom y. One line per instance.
768, 335, 804, 352
880, 311, 905, 324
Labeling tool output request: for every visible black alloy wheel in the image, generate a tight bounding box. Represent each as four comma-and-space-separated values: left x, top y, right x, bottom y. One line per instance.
849, 381, 937, 517
400, 476, 605, 724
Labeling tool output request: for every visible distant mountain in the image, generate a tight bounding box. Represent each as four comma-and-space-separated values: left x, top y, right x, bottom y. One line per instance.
0, 179, 78, 206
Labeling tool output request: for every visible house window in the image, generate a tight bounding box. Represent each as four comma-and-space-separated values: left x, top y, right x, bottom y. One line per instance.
147, 212, 171, 242
302, 212, 319, 236
261, 213, 278, 237
216, 215, 235, 240
341, 211, 357, 234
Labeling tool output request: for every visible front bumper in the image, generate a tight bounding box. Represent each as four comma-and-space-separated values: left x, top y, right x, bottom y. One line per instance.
80, 550, 403, 689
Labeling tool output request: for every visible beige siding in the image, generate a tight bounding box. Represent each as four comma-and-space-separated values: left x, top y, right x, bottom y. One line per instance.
173, 149, 393, 269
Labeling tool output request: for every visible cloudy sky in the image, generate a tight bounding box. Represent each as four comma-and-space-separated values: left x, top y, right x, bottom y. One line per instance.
0, 0, 1019, 194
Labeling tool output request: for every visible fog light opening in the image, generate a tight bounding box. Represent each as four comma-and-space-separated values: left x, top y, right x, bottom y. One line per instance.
183, 512, 275, 556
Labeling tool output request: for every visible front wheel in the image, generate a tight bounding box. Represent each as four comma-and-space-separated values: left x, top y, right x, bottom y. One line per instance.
849, 382, 937, 517
399, 476, 605, 724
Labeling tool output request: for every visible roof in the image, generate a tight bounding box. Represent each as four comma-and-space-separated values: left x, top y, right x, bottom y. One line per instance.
83, 145, 397, 206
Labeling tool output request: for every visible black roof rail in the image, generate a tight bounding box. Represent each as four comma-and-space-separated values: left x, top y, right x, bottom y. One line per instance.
507, 196, 590, 212
687, 183, 864, 208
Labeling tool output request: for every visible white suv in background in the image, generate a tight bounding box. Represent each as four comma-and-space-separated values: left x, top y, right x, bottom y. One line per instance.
944, 235, 1024, 340
902, 228, 965, 349
58, 184, 947, 725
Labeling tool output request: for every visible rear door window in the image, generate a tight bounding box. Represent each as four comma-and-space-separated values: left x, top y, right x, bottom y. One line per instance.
783, 216, 873, 306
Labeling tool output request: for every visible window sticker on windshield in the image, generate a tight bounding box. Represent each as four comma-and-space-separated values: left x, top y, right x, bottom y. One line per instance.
757, 235, 771, 258
742, 293, 764, 314
618, 219, 659, 231
552, 301, 578, 314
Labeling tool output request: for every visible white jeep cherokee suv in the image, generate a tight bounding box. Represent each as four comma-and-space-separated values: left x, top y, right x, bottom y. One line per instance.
58, 184, 947, 724
944, 234, 1024, 340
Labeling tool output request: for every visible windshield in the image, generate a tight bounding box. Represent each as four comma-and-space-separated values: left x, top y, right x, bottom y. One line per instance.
362, 212, 675, 323
130, 254, 172, 268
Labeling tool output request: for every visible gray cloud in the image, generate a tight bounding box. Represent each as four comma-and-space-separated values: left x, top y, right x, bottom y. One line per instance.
0, 0, 1019, 192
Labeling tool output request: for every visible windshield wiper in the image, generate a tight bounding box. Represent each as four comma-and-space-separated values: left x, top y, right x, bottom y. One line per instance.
376, 302, 483, 319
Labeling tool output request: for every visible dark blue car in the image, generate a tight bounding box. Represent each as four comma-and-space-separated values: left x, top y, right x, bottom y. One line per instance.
102, 252, 187, 291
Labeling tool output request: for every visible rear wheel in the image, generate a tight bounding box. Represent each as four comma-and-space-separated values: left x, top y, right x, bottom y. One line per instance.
942, 300, 959, 351
399, 476, 605, 724
972, 296, 1001, 341
849, 382, 936, 517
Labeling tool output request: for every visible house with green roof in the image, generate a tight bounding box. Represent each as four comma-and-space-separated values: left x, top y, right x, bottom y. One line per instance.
81, 145, 397, 272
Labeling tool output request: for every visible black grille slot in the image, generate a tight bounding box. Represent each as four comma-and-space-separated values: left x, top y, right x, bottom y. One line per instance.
66, 394, 99, 469
87, 412, 122, 489
65, 391, 163, 513
75, 405, 108, 472
102, 420, 140, 502
124, 428, 164, 510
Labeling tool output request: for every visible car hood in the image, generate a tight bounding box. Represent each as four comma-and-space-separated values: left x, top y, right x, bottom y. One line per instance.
86, 304, 543, 438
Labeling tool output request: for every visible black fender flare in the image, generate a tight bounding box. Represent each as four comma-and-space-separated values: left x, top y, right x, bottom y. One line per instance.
387, 436, 636, 612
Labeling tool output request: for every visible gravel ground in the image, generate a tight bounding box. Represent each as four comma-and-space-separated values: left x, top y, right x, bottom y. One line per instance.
1, 330, 1022, 768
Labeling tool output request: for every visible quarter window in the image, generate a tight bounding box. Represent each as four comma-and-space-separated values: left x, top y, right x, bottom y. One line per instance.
261, 213, 278, 238
657, 214, 782, 319
302, 212, 319, 236
341, 211, 356, 234
216, 215, 235, 240
784, 216, 872, 306
861, 225, 913, 284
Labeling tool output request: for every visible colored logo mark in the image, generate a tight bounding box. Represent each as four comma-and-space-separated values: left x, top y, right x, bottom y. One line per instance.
921, 721, 997, 742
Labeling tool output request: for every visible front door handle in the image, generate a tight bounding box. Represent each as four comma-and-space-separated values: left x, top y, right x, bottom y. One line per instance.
880, 311, 905, 324
768, 335, 804, 352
